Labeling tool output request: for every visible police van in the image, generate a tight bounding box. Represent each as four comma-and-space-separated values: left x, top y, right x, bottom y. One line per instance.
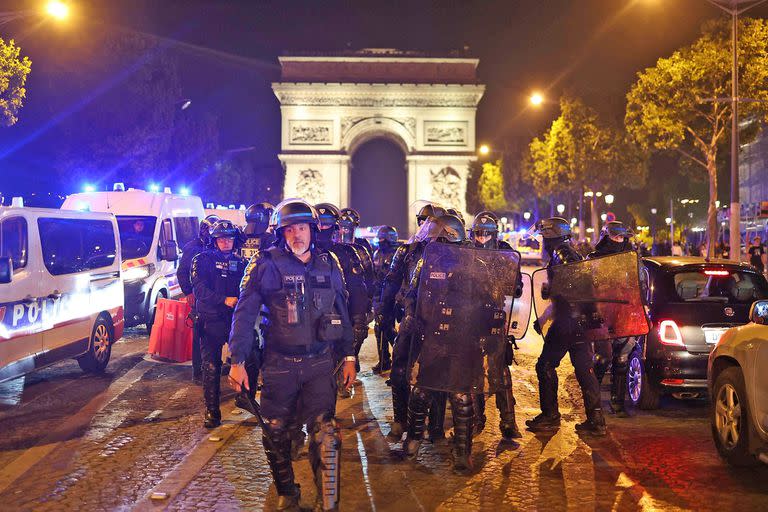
62, 188, 205, 332
204, 205, 246, 227
0, 201, 124, 383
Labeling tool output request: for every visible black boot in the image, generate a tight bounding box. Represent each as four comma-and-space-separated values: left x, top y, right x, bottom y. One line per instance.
497, 388, 522, 440
264, 421, 300, 509
388, 382, 409, 439
427, 392, 447, 441
610, 370, 629, 417
525, 412, 561, 432
202, 362, 222, 428
451, 393, 474, 472
404, 387, 430, 457
309, 415, 341, 512
575, 409, 607, 436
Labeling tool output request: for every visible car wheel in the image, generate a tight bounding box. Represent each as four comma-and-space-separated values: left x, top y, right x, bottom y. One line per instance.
711, 366, 757, 466
78, 316, 113, 373
145, 290, 166, 336
627, 347, 660, 410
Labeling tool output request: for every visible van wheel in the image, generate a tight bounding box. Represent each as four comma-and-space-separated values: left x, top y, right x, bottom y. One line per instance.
78, 317, 113, 373
711, 366, 757, 466
145, 291, 166, 336
627, 347, 660, 410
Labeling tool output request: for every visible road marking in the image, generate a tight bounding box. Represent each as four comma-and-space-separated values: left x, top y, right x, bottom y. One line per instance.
0, 359, 153, 495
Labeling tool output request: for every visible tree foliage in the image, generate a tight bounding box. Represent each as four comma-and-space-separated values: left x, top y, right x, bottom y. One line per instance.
0, 38, 32, 127
625, 17, 768, 253
477, 159, 508, 211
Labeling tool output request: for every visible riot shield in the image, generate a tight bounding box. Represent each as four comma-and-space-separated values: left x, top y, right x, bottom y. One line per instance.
532, 268, 554, 338
532, 251, 650, 341
408, 242, 521, 394
507, 272, 532, 340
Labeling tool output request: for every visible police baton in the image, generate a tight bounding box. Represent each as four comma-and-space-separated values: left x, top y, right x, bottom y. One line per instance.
235, 390, 279, 452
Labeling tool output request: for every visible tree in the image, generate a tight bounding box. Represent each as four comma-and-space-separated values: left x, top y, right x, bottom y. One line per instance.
477, 159, 508, 211
0, 38, 32, 127
625, 18, 768, 255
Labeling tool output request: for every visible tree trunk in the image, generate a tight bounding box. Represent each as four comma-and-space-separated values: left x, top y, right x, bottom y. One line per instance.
590, 194, 599, 244
706, 150, 718, 259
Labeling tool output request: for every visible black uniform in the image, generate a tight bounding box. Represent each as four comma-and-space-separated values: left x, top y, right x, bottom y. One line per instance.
529, 238, 603, 432
241, 232, 276, 261
191, 247, 246, 425
588, 236, 636, 416
372, 240, 398, 370
177, 237, 207, 380
228, 245, 353, 509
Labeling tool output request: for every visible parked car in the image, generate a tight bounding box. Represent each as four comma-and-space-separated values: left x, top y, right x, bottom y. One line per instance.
708, 299, 768, 466
0, 203, 124, 383
627, 256, 768, 410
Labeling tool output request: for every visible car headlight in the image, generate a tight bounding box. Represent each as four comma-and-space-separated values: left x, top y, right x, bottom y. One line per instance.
123, 264, 153, 281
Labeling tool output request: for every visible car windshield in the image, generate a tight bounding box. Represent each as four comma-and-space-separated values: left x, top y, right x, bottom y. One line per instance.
672, 269, 768, 304
116, 216, 157, 260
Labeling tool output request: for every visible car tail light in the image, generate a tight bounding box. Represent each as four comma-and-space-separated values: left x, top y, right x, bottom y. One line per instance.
704, 269, 730, 276
661, 378, 685, 386
658, 320, 684, 346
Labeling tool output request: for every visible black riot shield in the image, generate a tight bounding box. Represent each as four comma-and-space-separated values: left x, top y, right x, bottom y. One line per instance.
408, 243, 521, 394
507, 272, 532, 340
532, 251, 650, 341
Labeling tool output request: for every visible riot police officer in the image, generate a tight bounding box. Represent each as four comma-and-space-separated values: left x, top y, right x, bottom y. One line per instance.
315, 203, 370, 394
177, 214, 219, 384
378, 208, 443, 440
191, 220, 247, 428
589, 221, 636, 417
241, 202, 276, 261
526, 217, 606, 436
469, 213, 522, 440
402, 214, 478, 471
228, 200, 355, 512
415, 203, 446, 227
339, 207, 373, 258
372, 225, 399, 373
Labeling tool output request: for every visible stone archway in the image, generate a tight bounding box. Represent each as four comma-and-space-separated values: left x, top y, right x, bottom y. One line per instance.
273, 49, 485, 233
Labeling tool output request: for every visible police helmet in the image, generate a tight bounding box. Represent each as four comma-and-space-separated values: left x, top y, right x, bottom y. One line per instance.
272, 199, 319, 231
431, 214, 466, 243
376, 225, 398, 244
200, 215, 220, 239
446, 208, 465, 226
340, 207, 361, 227
471, 213, 499, 237
601, 221, 632, 240
315, 203, 341, 229
209, 219, 240, 240
244, 203, 273, 235
535, 217, 571, 239
416, 203, 447, 224
475, 210, 499, 222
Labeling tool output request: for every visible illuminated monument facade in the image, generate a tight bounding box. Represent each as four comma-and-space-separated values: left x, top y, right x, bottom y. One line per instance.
273, 49, 485, 233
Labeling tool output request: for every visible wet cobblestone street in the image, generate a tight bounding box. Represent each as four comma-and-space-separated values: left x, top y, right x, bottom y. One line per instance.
0, 325, 766, 511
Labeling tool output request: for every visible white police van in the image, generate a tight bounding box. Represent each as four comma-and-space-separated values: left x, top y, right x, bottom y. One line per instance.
62, 187, 205, 332
0, 201, 124, 383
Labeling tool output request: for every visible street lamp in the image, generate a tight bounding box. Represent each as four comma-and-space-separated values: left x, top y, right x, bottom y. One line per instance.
604, 194, 615, 205
1, 1, 70, 25
529, 92, 544, 107
523, 211, 531, 221
665, 217, 672, 225
704, 0, 768, 261
556, 204, 565, 215
45, 1, 69, 20
601, 213, 608, 222
478, 144, 490, 156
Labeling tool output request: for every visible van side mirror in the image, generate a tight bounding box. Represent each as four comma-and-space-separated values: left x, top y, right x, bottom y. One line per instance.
159, 240, 179, 261
0, 257, 12, 284
750, 299, 768, 325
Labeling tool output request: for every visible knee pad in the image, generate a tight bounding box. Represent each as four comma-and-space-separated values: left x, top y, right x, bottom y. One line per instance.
451, 393, 474, 419
308, 414, 341, 510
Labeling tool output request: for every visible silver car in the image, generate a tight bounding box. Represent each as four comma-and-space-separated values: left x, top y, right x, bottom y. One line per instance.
708, 299, 768, 466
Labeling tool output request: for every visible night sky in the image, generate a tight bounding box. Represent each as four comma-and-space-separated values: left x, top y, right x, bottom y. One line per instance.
2, 0, 768, 204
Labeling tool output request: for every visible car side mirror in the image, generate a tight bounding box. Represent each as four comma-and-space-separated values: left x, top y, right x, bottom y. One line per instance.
0, 257, 12, 284
749, 299, 768, 325
159, 240, 179, 261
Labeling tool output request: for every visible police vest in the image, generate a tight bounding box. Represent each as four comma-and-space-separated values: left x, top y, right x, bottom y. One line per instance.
262, 247, 339, 347
241, 236, 261, 261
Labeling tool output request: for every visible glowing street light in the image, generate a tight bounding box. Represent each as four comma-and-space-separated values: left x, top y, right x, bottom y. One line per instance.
651, 208, 658, 215
556, 204, 565, 214
665, 217, 672, 225
529, 92, 544, 107
478, 144, 490, 156
604, 194, 614, 205
600, 213, 608, 222
523, 211, 531, 221
45, 1, 69, 19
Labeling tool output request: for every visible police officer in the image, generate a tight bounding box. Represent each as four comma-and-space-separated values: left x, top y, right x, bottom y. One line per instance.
339, 207, 373, 258
177, 214, 219, 384
372, 226, 399, 373
589, 221, 636, 417
526, 217, 606, 436
469, 213, 522, 440
228, 200, 355, 512
191, 220, 247, 428
242, 202, 276, 261
415, 203, 447, 227
402, 214, 477, 471
378, 209, 442, 440
315, 203, 370, 395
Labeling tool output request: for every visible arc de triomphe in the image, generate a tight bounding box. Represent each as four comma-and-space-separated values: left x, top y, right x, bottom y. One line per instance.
273, 49, 485, 234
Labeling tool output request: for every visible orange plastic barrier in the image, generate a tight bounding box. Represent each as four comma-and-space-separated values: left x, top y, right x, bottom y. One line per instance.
148, 298, 193, 362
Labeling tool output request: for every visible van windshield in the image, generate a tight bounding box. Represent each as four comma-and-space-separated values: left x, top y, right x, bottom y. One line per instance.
116, 216, 157, 260
672, 269, 768, 304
